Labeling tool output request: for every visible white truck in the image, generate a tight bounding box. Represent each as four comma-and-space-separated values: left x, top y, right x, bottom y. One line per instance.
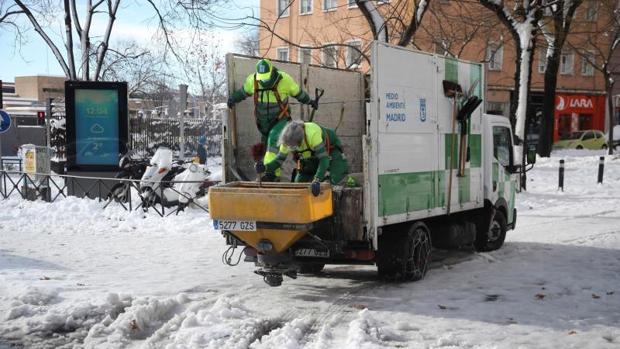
209, 42, 532, 286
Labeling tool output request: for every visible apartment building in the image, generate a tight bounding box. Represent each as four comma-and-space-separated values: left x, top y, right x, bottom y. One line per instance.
258, 0, 611, 141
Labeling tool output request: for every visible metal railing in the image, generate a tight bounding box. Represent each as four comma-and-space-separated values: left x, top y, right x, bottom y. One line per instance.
0, 170, 217, 217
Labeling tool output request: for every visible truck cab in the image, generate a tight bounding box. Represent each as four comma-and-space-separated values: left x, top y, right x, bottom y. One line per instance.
481, 114, 519, 250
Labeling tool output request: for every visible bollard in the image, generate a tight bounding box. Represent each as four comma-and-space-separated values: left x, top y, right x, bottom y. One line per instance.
558, 159, 565, 191
597, 156, 605, 184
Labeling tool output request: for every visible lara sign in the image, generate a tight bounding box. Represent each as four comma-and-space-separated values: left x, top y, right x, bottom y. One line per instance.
556, 95, 595, 112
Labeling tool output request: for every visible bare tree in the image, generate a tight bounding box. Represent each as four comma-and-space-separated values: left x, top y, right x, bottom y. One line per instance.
182, 32, 226, 117
537, 0, 584, 157
570, 0, 620, 154
238, 28, 259, 56
420, 0, 499, 59
10, 0, 221, 81
355, 0, 430, 46
479, 0, 544, 147
97, 41, 166, 96
0, 0, 21, 27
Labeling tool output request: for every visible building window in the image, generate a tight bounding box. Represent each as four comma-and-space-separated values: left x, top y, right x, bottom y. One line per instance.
585, 1, 598, 21
486, 43, 503, 71
487, 102, 506, 116
560, 49, 574, 75
581, 51, 595, 76
300, 0, 313, 14
277, 47, 289, 62
347, 0, 357, 8
299, 47, 312, 64
322, 45, 338, 68
277, 0, 290, 17
346, 40, 362, 69
323, 0, 337, 11
538, 47, 547, 73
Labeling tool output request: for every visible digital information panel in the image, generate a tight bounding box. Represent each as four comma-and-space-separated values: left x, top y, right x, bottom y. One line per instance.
66, 81, 128, 171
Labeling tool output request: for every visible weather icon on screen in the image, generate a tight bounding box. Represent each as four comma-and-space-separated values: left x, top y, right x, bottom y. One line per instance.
90, 123, 105, 134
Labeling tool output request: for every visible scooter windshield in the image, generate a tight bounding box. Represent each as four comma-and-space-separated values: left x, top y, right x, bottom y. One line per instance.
151, 147, 173, 168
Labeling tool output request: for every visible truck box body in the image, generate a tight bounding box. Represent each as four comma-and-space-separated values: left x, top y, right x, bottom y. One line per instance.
367, 42, 484, 242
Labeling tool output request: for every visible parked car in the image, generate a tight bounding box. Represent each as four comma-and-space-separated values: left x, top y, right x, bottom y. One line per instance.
553, 130, 608, 150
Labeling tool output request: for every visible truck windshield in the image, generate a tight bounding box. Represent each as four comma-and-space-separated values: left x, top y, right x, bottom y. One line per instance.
493, 126, 512, 167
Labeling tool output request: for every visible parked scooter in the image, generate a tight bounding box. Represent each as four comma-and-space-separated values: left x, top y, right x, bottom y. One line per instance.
139, 147, 212, 210
174, 162, 212, 210
108, 151, 149, 203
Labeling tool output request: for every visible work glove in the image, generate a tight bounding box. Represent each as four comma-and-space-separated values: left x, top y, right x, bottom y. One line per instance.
311, 179, 321, 197
309, 100, 318, 110
227, 97, 235, 109
255, 161, 266, 174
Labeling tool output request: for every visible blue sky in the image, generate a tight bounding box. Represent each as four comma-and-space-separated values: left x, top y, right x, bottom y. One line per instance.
0, 0, 259, 82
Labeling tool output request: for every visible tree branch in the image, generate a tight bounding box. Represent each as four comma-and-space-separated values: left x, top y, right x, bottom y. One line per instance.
69, 0, 82, 34
94, 0, 120, 80
398, 0, 429, 46
13, 0, 71, 78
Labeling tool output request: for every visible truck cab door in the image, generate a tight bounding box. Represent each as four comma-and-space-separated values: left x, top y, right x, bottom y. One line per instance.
490, 124, 517, 225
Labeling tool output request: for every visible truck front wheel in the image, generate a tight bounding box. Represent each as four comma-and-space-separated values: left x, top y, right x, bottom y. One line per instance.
475, 210, 507, 252
377, 222, 432, 281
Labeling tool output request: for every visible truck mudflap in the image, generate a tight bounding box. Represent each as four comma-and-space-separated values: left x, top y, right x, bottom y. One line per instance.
507, 208, 517, 230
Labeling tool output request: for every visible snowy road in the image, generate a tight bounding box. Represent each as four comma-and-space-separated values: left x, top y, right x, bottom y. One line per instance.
1, 152, 619, 348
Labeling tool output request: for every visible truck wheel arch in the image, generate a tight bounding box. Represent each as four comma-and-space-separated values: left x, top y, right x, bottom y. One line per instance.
492, 198, 509, 219
478, 199, 508, 236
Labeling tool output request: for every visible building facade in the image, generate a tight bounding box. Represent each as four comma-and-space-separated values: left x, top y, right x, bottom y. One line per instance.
258, 0, 610, 141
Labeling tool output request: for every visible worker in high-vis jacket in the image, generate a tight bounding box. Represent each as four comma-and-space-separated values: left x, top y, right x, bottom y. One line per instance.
256, 120, 349, 196
227, 59, 317, 181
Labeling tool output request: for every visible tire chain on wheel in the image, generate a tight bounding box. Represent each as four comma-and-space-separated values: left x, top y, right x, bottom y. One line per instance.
378, 223, 432, 281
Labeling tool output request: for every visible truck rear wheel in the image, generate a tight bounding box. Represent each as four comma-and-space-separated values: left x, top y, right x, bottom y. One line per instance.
475, 210, 507, 252
377, 222, 432, 281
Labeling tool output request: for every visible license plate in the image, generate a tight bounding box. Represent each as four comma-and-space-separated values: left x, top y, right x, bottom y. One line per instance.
213, 219, 256, 231
294, 248, 330, 258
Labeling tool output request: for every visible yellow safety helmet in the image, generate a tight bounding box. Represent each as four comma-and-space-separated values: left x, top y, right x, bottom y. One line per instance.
255, 59, 273, 82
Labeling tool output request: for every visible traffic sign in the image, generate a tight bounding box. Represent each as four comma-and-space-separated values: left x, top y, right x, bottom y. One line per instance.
0, 110, 11, 134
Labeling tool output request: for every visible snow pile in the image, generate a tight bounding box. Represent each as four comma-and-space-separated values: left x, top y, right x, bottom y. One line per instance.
250, 317, 311, 349
157, 296, 269, 349
84, 294, 182, 348
345, 309, 405, 349
1, 290, 130, 348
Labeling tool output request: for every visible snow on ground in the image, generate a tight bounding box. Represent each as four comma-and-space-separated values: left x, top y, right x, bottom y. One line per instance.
1, 152, 620, 348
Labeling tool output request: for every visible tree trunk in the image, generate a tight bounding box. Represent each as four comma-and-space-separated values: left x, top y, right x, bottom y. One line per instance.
521, 43, 537, 190
356, 0, 388, 42
607, 78, 615, 155
63, 0, 76, 80
510, 45, 522, 134
514, 36, 536, 144
538, 50, 561, 157
81, 0, 93, 80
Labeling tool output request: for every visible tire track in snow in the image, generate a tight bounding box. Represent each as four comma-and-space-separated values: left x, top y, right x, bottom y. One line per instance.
261, 250, 479, 347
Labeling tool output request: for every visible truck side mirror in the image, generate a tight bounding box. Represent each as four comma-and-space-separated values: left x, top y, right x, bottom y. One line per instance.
527, 146, 537, 165
508, 144, 522, 174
